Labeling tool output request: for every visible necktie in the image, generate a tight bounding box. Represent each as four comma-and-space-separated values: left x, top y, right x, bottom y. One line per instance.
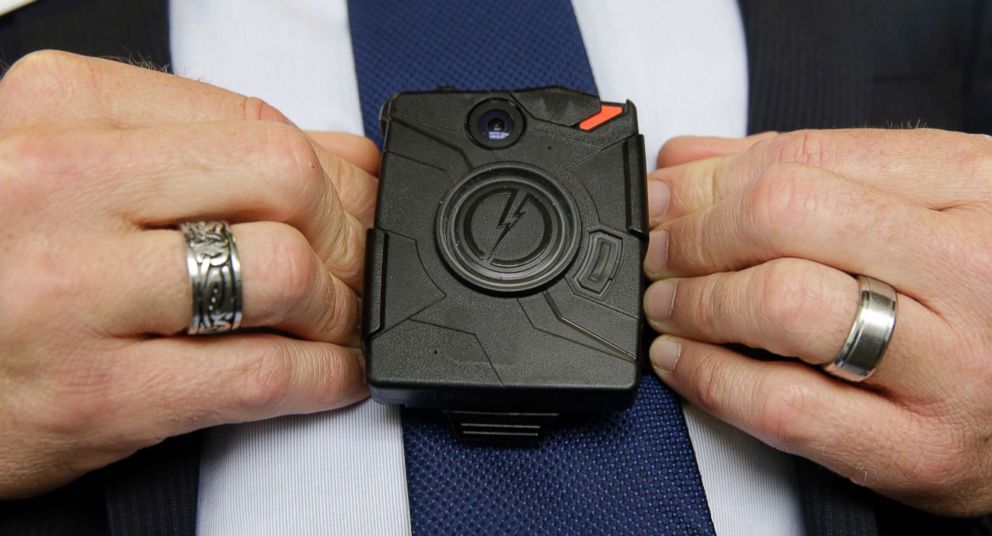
347, 1, 716, 533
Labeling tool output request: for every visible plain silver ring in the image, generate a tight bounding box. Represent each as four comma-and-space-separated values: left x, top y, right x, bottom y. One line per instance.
822, 275, 897, 382
181, 221, 243, 335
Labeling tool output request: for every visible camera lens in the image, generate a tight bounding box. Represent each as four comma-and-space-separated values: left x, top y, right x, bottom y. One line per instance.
468, 99, 524, 148
478, 110, 514, 141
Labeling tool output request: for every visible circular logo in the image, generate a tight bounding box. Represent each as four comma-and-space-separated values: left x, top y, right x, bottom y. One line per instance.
436, 165, 580, 293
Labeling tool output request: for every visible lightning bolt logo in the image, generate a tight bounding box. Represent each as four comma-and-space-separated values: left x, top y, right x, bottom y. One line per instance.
485, 189, 531, 262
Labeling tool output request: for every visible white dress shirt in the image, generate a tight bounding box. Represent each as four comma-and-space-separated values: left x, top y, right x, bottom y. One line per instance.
0, 0, 34, 16
169, 1, 806, 534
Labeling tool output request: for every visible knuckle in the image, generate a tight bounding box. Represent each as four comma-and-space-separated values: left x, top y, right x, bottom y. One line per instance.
317, 278, 357, 342
0, 51, 92, 115
692, 353, 730, 414
324, 152, 354, 203
902, 453, 965, 496
260, 225, 318, 314
240, 95, 290, 123
313, 348, 353, 408
691, 277, 728, 336
977, 146, 992, 177
957, 135, 992, 197
747, 163, 816, 237
767, 130, 830, 168
2, 50, 75, 86
900, 427, 971, 493
753, 373, 819, 450
259, 124, 325, 217
236, 343, 294, 412
961, 132, 990, 158
0, 132, 37, 210
0, 128, 57, 185
754, 259, 820, 335
0, 125, 112, 207
36, 358, 118, 434
956, 223, 992, 289
14, 240, 90, 315
51, 393, 112, 431
332, 217, 363, 280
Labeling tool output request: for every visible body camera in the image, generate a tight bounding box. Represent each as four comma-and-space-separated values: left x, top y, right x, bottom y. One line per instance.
363, 87, 647, 423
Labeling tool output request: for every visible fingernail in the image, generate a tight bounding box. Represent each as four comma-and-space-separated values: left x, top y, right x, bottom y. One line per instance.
644, 280, 677, 322
644, 229, 669, 277
647, 180, 671, 221
650, 337, 682, 373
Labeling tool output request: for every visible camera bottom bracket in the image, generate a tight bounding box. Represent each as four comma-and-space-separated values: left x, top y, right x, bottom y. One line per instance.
436, 164, 580, 294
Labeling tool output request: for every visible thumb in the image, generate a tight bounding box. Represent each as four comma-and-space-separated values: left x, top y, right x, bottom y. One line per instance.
306, 131, 381, 175
657, 131, 778, 169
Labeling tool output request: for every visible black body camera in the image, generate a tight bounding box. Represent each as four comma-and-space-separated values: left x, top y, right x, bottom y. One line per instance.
362, 87, 647, 437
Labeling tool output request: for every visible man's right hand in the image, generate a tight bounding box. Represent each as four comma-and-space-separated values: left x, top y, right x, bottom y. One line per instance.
0, 51, 378, 498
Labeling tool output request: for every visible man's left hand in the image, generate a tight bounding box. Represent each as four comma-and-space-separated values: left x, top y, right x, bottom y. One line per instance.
643, 129, 992, 516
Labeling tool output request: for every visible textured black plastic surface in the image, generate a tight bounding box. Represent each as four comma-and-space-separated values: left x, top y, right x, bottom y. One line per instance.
363, 87, 648, 413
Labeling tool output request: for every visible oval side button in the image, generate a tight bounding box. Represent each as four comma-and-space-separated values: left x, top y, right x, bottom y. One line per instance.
574, 231, 623, 297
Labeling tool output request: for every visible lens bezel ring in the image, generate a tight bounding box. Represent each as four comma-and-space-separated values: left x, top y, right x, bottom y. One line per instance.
467, 98, 526, 149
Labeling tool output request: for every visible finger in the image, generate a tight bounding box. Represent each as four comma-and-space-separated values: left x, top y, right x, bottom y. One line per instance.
643, 258, 943, 394
648, 335, 944, 498
0, 53, 378, 222
306, 131, 380, 176
645, 163, 948, 296
67, 121, 375, 231
121, 122, 372, 278
140, 122, 377, 232
650, 133, 777, 225
124, 333, 367, 434
308, 138, 379, 227
102, 223, 360, 345
41, 122, 371, 286
648, 129, 992, 221
1, 51, 293, 127
657, 132, 778, 168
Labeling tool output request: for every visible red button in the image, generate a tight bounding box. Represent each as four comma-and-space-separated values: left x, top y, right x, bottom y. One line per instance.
578, 104, 623, 131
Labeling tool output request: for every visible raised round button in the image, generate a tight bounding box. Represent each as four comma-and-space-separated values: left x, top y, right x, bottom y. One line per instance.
436, 165, 580, 293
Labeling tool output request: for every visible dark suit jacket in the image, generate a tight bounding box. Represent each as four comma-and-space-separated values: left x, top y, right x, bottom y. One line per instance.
1, 0, 991, 535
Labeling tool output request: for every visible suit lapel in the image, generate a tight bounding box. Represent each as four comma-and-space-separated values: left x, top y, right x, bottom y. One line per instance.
737, 0, 872, 133
0, 0, 170, 70
102, 433, 201, 536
